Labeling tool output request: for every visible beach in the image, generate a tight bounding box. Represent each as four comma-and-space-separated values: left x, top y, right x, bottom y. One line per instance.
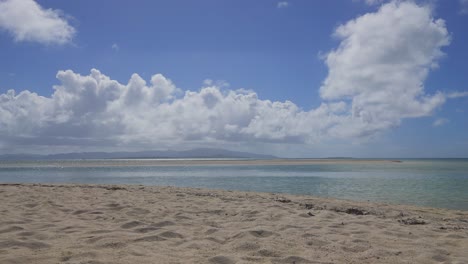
0, 184, 467, 263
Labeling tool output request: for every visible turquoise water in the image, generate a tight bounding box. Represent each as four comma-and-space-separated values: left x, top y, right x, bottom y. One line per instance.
0, 159, 467, 210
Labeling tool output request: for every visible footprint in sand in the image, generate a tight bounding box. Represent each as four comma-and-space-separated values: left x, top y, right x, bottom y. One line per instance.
249, 230, 275, 238
85, 236, 106, 244
274, 256, 312, 264
0, 240, 50, 250
120, 221, 143, 229
72, 209, 89, 215
86, 230, 113, 235
152, 220, 176, 227
344, 245, 370, 253
98, 241, 127, 249
126, 208, 150, 217
134, 226, 161, 233
106, 203, 126, 211
133, 235, 167, 242
60, 251, 73, 262
16, 231, 35, 237
209, 255, 236, 264
432, 254, 449, 262
234, 242, 260, 251
159, 231, 183, 239
174, 214, 192, 220
24, 203, 38, 208
444, 233, 465, 239
306, 238, 330, 247
0, 226, 24, 234
257, 249, 280, 257
204, 228, 218, 235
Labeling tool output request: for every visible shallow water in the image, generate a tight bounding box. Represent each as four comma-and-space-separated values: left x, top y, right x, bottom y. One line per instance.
1, 159, 467, 210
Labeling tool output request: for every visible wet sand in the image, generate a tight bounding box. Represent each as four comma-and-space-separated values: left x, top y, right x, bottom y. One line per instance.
0, 183, 467, 263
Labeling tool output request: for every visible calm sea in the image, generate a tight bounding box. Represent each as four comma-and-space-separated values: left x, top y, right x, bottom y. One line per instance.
1, 159, 467, 210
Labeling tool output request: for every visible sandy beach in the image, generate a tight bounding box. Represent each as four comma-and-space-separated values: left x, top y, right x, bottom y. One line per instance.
0, 183, 467, 264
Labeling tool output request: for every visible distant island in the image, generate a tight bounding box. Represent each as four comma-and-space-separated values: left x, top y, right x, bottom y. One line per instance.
0, 148, 277, 160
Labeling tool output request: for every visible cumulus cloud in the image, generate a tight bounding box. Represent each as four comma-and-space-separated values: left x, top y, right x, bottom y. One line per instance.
0, 0, 75, 45
0, 69, 341, 148
0, 1, 460, 152
320, 1, 450, 138
277, 1, 289, 9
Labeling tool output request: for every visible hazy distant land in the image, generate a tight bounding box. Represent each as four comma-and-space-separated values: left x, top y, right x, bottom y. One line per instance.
0, 148, 276, 160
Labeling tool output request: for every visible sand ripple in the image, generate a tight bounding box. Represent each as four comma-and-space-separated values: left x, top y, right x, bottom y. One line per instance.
0, 183, 467, 263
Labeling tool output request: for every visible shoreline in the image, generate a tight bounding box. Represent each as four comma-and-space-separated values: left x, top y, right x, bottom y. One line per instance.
1, 183, 467, 263
0, 182, 466, 213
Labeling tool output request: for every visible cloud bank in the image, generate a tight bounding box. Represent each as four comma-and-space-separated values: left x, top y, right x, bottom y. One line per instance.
0, 1, 459, 152
0, 0, 75, 45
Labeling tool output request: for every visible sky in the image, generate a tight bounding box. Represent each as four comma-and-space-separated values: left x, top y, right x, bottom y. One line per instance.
0, 0, 467, 158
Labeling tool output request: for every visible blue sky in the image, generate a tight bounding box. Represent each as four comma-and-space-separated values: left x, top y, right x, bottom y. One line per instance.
0, 0, 467, 157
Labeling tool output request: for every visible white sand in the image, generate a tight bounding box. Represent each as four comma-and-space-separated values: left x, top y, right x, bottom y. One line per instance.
0, 183, 467, 263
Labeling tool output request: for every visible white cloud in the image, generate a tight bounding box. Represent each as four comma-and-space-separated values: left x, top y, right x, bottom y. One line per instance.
203, 79, 229, 88
0, 0, 75, 45
0, 69, 335, 148
320, 1, 450, 138
0, 1, 461, 152
364, 0, 384, 5
460, 0, 468, 14
433, 118, 449, 127
203, 79, 213, 86
447, 91, 468, 98
111, 43, 119, 51
277, 1, 289, 9
353, 0, 385, 6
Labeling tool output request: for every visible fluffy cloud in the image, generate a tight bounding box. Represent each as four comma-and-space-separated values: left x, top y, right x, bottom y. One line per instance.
0, 0, 75, 45
0, 1, 459, 151
0, 69, 344, 148
320, 1, 450, 137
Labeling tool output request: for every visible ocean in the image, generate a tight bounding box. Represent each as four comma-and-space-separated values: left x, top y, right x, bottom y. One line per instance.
1, 158, 467, 210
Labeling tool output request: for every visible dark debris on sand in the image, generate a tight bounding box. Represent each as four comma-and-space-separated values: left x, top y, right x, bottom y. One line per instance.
301, 203, 315, 210
345, 208, 369, 215
331, 207, 369, 215
398, 218, 427, 225
105, 186, 127, 191
274, 198, 291, 203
